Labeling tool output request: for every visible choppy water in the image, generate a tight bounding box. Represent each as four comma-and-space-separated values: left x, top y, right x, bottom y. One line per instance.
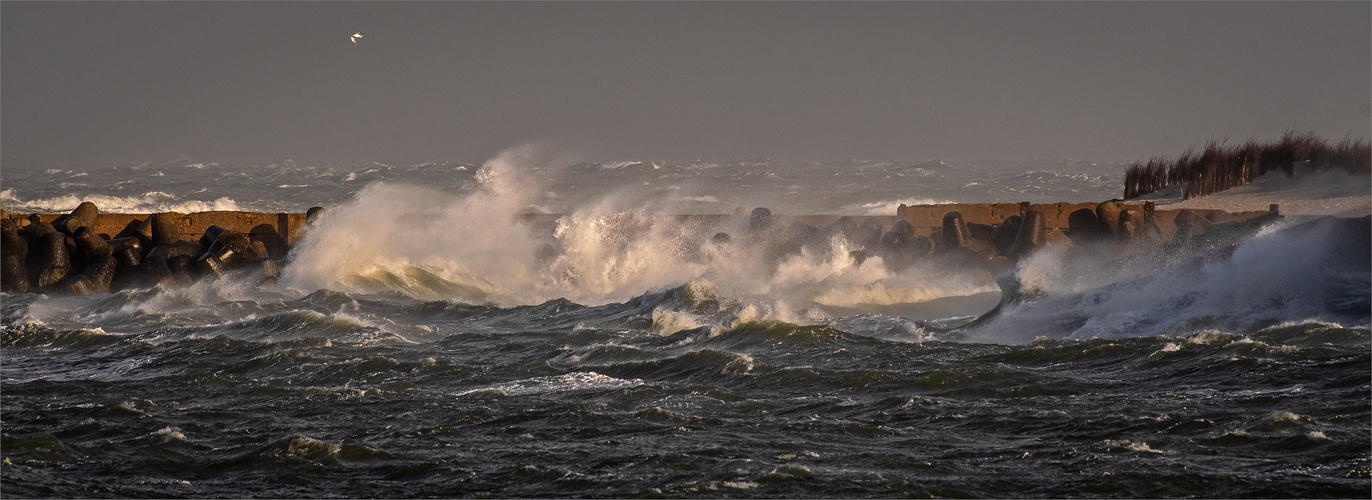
1, 153, 1121, 215
2, 149, 1369, 497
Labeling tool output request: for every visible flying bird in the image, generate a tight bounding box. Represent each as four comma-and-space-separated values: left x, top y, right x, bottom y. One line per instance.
350, 32, 364, 45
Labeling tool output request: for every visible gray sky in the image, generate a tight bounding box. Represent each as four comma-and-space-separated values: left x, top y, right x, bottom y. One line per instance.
3, 1, 1369, 164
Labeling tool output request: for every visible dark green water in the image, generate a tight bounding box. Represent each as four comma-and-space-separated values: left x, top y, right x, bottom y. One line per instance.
4, 176, 1370, 497
3, 281, 1368, 497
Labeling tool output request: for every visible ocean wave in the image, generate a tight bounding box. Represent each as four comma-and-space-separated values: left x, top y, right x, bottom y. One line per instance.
455, 371, 644, 397
835, 198, 953, 215
596, 161, 653, 170
1, 190, 240, 214
553, 347, 755, 384
674, 195, 720, 204
1, 323, 123, 349
281, 152, 1002, 324
189, 310, 399, 344
967, 216, 1371, 343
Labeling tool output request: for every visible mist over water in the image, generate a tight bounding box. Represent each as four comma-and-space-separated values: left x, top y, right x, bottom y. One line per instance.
0, 152, 1124, 215
2, 147, 1368, 497
283, 149, 999, 324
972, 215, 1371, 344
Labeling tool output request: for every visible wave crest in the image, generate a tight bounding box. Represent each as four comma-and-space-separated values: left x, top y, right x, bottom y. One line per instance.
1, 190, 239, 214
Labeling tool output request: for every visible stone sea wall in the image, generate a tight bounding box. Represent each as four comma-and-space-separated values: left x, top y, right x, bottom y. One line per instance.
1, 201, 1278, 296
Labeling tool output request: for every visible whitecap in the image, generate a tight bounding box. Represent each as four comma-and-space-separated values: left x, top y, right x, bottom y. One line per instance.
2, 191, 240, 213
455, 371, 644, 397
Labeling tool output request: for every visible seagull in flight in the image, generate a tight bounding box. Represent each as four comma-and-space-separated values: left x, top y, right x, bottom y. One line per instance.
350, 32, 364, 45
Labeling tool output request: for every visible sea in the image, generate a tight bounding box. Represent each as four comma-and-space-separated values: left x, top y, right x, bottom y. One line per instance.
2, 148, 1369, 497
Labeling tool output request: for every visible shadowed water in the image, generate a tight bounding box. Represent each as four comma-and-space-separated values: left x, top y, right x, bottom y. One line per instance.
2, 150, 1369, 497
3, 285, 1368, 497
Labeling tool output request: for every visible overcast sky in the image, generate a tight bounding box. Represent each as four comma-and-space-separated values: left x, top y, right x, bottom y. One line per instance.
2, 1, 1369, 165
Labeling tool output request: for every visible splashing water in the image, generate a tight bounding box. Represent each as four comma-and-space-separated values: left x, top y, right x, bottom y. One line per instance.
282, 147, 547, 302
282, 147, 997, 318
4, 148, 1368, 498
966, 215, 1371, 343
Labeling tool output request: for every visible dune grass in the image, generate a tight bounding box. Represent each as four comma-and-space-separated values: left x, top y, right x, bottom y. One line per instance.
1123, 132, 1371, 200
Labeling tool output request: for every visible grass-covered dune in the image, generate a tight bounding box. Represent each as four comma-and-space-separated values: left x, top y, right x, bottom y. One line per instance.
1123, 132, 1370, 200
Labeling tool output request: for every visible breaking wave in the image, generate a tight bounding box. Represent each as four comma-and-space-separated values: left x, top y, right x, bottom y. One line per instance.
1, 189, 240, 214
282, 147, 996, 321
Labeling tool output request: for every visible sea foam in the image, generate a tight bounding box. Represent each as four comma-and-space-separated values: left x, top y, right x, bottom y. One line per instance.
968, 215, 1371, 343
0, 190, 240, 214
281, 147, 1000, 323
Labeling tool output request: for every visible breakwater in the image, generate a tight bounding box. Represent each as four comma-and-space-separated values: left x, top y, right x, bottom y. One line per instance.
5, 197, 1367, 498
1, 200, 1279, 296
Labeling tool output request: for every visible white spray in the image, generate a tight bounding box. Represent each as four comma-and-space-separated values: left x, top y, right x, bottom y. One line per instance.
280, 146, 997, 320
967, 216, 1370, 343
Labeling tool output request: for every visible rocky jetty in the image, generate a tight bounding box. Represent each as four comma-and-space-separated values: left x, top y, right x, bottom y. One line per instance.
1, 199, 1287, 296
0, 204, 290, 295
